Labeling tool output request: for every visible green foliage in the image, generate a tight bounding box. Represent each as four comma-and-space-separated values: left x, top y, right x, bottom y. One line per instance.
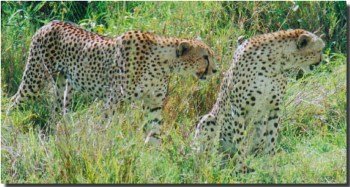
1, 1, 346, 95
1, 1, 346, 184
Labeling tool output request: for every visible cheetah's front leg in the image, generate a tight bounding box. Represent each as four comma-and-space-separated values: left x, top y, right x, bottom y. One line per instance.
233, 118, 254, 174
54, 75, 72, 115
62, 80, 73, 115
102, 94, 122, 126
144, 105, 163, 145
193, 114, 219, 152
264, 108, 281, 155
143, 87, 169, 145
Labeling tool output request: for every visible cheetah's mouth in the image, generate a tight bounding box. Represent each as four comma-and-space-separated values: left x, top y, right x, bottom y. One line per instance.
301, 60, 321, 74
197, 72, 207, 80
297, 54, 323, 79
197, 58, 210, 80
309, 54, 323, 71
308, 53, 324, 71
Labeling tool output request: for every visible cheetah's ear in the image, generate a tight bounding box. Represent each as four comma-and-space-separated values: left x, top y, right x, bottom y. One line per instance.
176, 41, 192, 57
297, 34, 312, 49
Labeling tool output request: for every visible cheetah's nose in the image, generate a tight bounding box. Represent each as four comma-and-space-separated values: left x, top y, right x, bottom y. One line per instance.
212, 69, 218, 74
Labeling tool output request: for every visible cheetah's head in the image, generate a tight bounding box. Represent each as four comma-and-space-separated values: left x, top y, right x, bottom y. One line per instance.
175, 40, 218, 80
284, 30, 325, 73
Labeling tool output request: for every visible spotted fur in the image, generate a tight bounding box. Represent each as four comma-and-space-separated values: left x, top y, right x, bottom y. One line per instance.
194, 29, 325, 173
9, 20, 218, 144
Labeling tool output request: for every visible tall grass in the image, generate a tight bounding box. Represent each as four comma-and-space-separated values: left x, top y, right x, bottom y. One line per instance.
1, 1, 347, 184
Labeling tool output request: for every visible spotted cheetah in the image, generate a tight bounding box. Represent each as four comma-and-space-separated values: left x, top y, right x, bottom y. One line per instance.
8, 20, 218, 144
194, 29, 325, 173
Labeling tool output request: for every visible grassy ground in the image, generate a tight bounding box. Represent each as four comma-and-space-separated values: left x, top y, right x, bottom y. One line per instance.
1, 1, 347, 184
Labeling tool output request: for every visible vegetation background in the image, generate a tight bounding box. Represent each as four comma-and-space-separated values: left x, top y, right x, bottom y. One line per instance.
1, 1, 347, 184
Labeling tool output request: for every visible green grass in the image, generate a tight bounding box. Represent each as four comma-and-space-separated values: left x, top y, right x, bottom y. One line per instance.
1, 1, 347, 184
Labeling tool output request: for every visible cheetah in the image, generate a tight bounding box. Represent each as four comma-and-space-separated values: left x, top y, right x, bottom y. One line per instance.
194, 29, 325, 173
8, 20, 218, 144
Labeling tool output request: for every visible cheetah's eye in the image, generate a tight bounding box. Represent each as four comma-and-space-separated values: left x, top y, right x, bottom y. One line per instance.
203, 55, 209, 60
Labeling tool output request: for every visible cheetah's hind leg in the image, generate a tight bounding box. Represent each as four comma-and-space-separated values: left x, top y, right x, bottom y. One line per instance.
193, 113, 219, 152
7, 54, 48, 115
